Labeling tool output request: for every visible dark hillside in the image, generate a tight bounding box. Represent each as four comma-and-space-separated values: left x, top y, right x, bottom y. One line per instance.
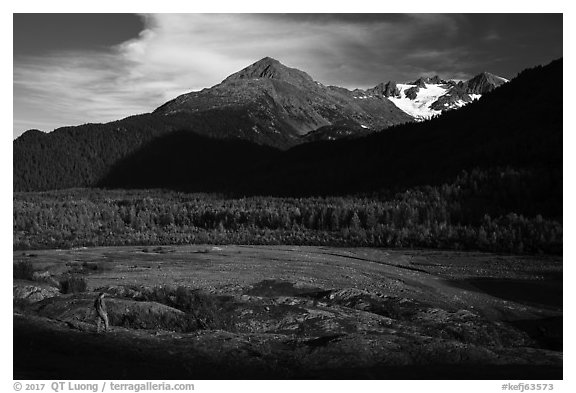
14, 57, 415, 192
100, 131, 278, 192
15, 59, 562, 219
14, 109, 286, 192
243, 59, 561, 209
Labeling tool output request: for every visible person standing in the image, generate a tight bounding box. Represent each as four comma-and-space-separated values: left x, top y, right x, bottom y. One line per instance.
94, 292, 109, 333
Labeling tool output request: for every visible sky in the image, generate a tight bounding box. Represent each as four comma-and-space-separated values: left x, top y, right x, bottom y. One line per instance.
13, 13, 563, 138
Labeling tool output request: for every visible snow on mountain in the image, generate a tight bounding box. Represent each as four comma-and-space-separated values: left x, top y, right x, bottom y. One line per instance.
157, 59, 509, 145
388, 83, 453, 119
155, 57, 412, 147
354, 82, 480, 120
355, 72, 508, 122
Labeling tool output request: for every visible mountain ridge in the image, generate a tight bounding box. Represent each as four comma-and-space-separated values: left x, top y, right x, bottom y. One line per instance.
16, 57, 509, 144
91, 58, 561, 207
14, 57, 552, 193
153, 57, 414, 143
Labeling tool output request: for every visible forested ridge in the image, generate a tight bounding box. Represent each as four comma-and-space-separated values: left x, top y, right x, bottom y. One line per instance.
14, 168, 561, 254
13, 108, 280, 192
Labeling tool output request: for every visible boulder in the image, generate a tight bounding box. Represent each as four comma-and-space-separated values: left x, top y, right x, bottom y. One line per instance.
13, 281, 60, 303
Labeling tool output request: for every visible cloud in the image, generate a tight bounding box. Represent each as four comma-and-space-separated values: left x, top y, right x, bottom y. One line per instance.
13, 13, 470, 137
483, 31, 501, 41
14, 51, 170, 136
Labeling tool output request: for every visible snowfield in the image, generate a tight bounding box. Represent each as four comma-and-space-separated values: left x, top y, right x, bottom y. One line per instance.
351, 77, 504, 122
387, 85, 484, 120
389, 84, 448, 120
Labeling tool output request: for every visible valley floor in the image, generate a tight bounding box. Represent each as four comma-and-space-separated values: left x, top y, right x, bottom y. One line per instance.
13, 245, 563, 379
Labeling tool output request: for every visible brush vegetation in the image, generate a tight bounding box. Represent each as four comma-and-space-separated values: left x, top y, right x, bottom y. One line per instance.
14, 168, 561, 254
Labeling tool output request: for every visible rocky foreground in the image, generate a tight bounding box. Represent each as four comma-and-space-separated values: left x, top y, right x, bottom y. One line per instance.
13, 246, 562, 379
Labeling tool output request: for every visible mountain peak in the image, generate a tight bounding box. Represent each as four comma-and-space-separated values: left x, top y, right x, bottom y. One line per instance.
466, 71, 508, 94
258, 56, 280, 64
472, 71, 508, 81
222, 57, 315, 87
411, 75, 445, 86
366, 81, 401, 98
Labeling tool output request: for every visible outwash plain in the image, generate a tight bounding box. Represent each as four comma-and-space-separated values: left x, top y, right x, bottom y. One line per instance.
14, 245, 562, 379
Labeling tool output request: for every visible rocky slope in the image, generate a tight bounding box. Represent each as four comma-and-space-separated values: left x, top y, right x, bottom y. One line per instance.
352, 71, 508, 121
154, 57, 413, 143
466, 72, 509, 94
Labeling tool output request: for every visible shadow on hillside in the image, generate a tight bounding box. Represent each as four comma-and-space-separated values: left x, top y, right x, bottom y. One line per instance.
98, 130, 280, 194
98, 60, 562, 201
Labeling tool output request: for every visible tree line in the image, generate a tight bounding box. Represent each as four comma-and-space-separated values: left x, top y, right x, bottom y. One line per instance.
14, 168, 562, 254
